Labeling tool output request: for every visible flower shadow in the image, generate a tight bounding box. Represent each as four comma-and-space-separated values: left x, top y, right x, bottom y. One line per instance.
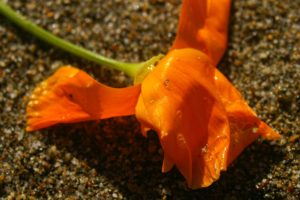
43, 116, 284, 199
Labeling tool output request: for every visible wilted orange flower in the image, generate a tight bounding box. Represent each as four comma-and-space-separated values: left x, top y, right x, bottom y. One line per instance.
136, 48, 279, 187
26, 0, 280, 188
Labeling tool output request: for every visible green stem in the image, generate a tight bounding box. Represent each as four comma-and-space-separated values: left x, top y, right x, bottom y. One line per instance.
0, 0, 158, 78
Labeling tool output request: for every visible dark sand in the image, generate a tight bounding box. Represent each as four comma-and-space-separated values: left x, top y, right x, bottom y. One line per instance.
0, 0, 299, 199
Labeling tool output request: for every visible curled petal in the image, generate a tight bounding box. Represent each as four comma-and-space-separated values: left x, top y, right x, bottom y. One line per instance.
214, 70, 280, 164
172, 0, 231, 65
26, 66, 140, 131
136, 49, 230, 188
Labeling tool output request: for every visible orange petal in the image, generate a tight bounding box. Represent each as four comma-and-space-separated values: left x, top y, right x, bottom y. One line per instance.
172, 0, 231, 65
136, 49, 230, 188
214, 70, 280, 164
26, 66, 140, 131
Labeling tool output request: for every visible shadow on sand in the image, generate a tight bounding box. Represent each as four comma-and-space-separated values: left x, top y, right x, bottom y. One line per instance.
43, 116, 284, 200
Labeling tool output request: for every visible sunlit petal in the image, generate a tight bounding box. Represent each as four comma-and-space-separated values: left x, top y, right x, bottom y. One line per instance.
26, 66, 140, 131
172, 0, 231, 65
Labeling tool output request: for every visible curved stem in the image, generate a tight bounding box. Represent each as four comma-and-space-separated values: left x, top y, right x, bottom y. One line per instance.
0, 1, 145, 78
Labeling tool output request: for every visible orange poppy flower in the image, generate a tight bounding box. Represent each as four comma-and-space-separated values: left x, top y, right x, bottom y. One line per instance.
135, 48, 279, 188
26, 0, 280, 189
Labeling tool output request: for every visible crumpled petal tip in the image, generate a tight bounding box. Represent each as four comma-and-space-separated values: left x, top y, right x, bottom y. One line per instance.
258, 122, 281, 140
26, 66, 79, 132
25, 126, 33, 132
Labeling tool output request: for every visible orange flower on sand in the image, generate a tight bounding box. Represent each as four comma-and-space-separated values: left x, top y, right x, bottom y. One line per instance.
26, 0, 280, 188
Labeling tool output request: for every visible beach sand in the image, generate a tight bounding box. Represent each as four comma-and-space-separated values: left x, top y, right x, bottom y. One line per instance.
0, 0, 299, 199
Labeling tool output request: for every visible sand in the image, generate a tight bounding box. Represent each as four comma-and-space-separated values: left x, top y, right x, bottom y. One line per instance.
0, 0, 299, 199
